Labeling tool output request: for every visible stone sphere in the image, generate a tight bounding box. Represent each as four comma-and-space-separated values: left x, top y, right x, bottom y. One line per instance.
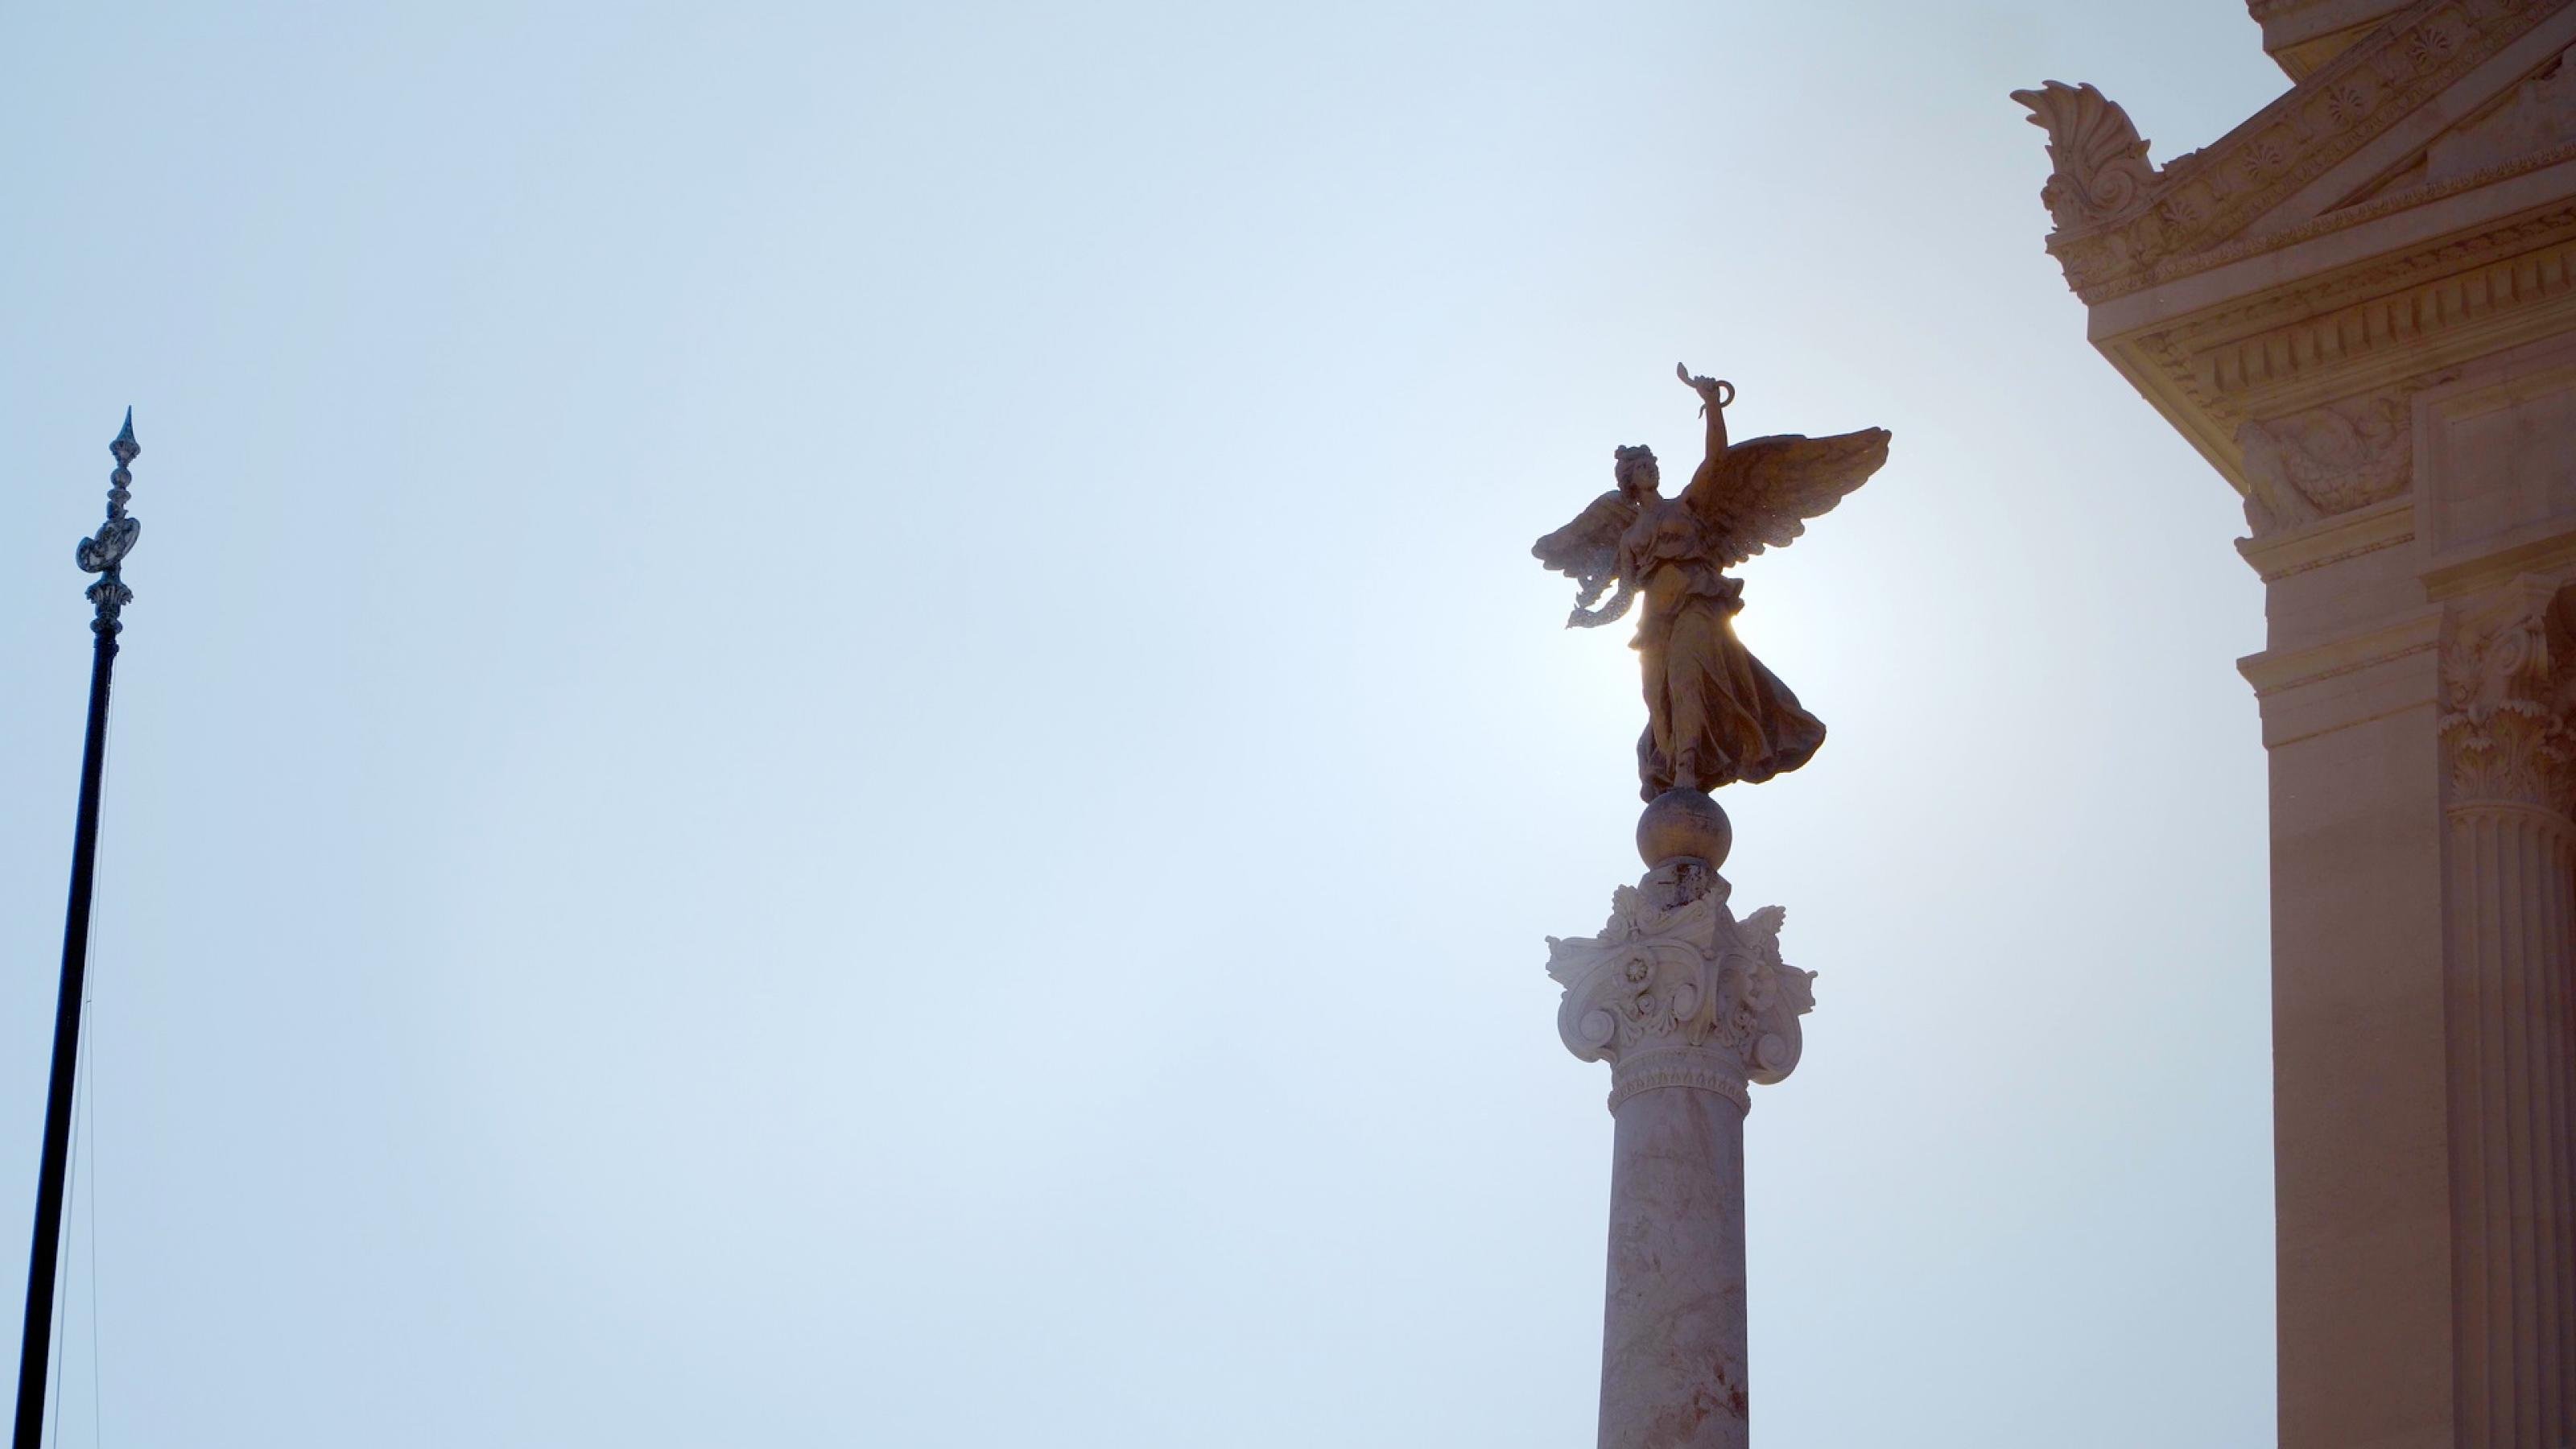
1637, 788, 1732, 869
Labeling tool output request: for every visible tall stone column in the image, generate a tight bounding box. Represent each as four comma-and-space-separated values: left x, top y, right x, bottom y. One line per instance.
2440, 580, 2576, 1446
1546, 794, 1812, 1449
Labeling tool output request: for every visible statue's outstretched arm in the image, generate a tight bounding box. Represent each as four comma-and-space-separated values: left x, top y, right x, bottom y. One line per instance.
1567, 577, 1637, 630
1533, 487, 1643, 625
1677, 364, 1734, 491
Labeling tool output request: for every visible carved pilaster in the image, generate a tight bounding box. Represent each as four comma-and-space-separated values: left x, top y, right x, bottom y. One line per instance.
2439, 576, 2576, 1445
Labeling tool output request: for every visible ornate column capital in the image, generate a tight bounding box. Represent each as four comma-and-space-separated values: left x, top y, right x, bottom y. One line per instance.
1545, 862, 1814, 1114
2440, 576, 2576, 812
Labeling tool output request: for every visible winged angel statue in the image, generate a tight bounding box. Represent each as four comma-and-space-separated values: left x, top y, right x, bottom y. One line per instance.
1534, 366, 1889, 802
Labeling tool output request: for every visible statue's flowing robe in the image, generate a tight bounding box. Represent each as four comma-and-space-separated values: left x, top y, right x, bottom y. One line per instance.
1623, 506, 1824, 800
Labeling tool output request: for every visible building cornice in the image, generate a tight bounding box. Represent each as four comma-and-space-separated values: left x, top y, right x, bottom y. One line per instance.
2238, 493, 2418, 579
2240, 603, 2445, 695
2091, 193, 2576, 517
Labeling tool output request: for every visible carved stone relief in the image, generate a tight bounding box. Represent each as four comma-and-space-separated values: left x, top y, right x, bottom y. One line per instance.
2237, 392, 2415, 535
2439, 579, 2576, 811
2011, 80, 2163, 232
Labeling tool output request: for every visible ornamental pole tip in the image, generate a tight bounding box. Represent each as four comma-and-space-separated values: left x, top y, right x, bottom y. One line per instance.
80, 407, 141, 633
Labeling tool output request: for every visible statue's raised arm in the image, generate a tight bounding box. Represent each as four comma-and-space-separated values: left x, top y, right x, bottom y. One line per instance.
1674, 365, 1889, 568
1678, 363, 1736, 483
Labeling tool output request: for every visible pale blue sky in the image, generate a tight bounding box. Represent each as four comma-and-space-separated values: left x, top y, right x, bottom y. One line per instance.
2, 4, 2291, 1445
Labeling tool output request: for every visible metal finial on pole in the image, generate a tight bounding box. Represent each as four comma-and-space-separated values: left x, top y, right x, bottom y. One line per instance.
16, 412, 142, 1449
76, 410, 140, 634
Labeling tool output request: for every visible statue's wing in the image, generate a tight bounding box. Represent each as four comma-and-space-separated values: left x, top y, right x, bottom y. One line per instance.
1532, 490, 1641, 625
1684, 429, 1890, 568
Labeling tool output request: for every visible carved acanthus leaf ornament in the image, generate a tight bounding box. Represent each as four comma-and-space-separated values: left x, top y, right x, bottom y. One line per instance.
1545, 865, 1813, 1113
2011, 80, 2164, 232
2440, 581, 2576, 811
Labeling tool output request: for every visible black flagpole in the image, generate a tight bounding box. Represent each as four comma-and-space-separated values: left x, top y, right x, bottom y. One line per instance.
14, 413, 140, 1449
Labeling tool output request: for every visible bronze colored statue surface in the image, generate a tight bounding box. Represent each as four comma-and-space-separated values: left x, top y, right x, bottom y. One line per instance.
1535, 366, 1889, 801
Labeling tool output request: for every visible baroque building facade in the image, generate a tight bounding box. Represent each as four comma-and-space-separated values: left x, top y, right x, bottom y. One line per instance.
2020, 2, 2576, 1443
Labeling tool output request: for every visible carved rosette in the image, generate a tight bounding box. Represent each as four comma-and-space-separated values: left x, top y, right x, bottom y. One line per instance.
2440, 580, 2576, 813
1545, 867, 1814, 1113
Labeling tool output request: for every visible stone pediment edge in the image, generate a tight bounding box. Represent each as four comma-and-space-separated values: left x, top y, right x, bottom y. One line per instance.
2157, 138, 2576, 299
2115, 183, 2576, 349
2047, 0, 2570, 303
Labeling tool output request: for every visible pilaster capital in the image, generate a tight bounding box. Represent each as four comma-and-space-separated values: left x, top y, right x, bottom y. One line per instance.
1544, 863, 1814, 1114
2440, 575, 2576, 811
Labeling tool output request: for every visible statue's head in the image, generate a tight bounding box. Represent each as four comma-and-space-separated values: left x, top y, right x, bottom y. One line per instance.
1614, 444, 1660, 499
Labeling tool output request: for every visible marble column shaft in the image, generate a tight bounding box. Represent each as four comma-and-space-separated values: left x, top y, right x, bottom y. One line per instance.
1600, 1083, 1750, 1449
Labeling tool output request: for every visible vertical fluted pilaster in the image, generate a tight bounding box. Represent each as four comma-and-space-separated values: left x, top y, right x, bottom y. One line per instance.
2446, 799, 2576, 1444
2441, 581, 2576, 1445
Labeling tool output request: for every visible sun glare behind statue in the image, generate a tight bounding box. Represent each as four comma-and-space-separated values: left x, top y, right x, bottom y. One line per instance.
1534, 575, 1818, 768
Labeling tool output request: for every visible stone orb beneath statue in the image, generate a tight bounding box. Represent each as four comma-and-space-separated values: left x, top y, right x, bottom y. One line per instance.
1637, 788, 1731, 870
